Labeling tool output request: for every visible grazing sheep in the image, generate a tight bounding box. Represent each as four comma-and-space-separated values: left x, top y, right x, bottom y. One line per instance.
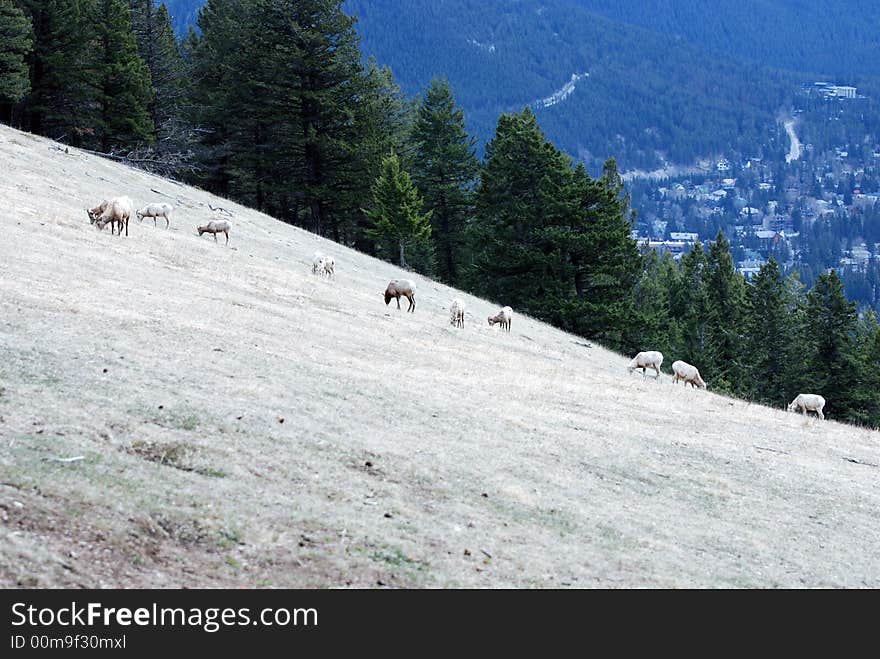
312, 252, 326, 274
384, 279, 416, 312
671, 360, 707, 389
450, 298, 466, 327
136, 202, 173, 228
197, 219, 231, 244
488, 306, 513, 332
319, 255, 335, 278
628, 350, 664, 379
87, 196, 133, 236
788, 393, 826, 420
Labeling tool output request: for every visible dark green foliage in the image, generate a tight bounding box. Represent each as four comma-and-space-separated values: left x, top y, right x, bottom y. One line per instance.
411, 77, 478, 286
804, 271, 863, 423
703, 230, 746, 393
856, 312, 880, 428
668, 241, 708, 369
129, 1, 186, 146
16, 0, 97, 143
0, 0, 33, 112
743, 258, 797, 406
365, 152, 433, 269
190, 0, 376, 242
92, 0, 154, 151
351, 58, 414, 254
471, 109, 640, 350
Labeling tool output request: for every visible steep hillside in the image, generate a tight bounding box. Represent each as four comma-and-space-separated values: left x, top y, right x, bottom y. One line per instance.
1, 124, 879, 588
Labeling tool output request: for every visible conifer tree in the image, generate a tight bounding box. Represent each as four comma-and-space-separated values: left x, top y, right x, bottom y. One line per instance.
804, 270, 861, 422
411, 77, 478, 285
17, 0, 95, 143
366, 152, 433, 269
128, 1, 185, 145
0, 0, 33, 121
669, 241, 708, 369
92, 0, 153, 151
704, 230, 745, 393
743, 258, 793, 405
352, 58, 414, 253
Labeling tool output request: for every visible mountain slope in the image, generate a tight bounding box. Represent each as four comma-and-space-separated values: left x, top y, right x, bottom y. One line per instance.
1, 124, 879, 587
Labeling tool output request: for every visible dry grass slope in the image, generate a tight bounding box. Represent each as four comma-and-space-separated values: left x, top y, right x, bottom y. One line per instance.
1, 124, 878, 588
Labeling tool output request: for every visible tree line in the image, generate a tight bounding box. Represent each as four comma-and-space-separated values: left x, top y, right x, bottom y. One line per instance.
1, 0, 877, 426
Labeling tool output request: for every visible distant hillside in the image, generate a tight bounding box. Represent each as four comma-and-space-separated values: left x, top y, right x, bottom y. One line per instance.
3, 124, 879, 588
163, 1, 879, 171
570, 1, 880, 79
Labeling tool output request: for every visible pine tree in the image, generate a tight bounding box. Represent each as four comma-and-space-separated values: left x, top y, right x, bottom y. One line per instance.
188, 0, 239, 196
804, 270, 861, 422
470, 108, 568, 307
351, 58, 414, 253
366, 153, 433, 269
92, 0, 154, 151
128, 1, 186, 145
669, 241, 708, 369
191, 0, 368, 239
704, 230, 745, 393
411, 77, 478, 286
743, 258, 794, 405
856, 311, 880, 428
17, 0, 95, 143
0, 0, 33, 120
631, 249, 675, 360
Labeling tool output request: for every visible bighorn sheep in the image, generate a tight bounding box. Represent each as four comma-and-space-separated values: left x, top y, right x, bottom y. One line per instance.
136, 202, 173, 228
788, 393, 826, 420
384, 279, 415, 312
197, 219, 231, 244
628, 351, 664, 379
672, 360, 707, 389
488, 306, 513, 332
450, 299, 466, 327
312, 252, 335, 278
87, 196, 133, 236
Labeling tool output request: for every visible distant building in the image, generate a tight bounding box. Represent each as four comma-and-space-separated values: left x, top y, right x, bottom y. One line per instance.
716, 158, 731, 172
738, 259, 766, 281
670, 232, 699, 242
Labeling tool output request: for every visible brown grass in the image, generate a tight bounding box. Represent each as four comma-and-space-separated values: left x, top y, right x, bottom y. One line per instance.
1, 124, 879, 588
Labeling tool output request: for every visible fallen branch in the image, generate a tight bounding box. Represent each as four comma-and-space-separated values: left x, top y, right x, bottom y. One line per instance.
754, 445, 790, 455
480, 549, 492, 559
843, 457, 879, 468
44, 455, 85, 463
208, 204, 234, 217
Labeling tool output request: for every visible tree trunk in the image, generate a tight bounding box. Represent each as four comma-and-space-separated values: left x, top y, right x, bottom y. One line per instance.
399, 240, 407, 268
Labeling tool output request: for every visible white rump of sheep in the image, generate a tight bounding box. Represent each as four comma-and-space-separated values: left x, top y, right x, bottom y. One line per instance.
87, 196, 133, 237
628, 350, 663, 379
450, 299, 466, 327
671, 360, 707, 389
788, 393, 826, 420
197, 219, 231, 244
312, 253, 335, 278
488, 306, 513, 332
136, 202, 173, 228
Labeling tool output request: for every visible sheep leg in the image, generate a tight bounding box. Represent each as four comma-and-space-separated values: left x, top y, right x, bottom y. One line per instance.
153, 217, 157, 227
224, 230, 229, 245
818, 408, 824, 420
165, 216, 169, 228
213, 232, 218, 242
396, 296, 401, 310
